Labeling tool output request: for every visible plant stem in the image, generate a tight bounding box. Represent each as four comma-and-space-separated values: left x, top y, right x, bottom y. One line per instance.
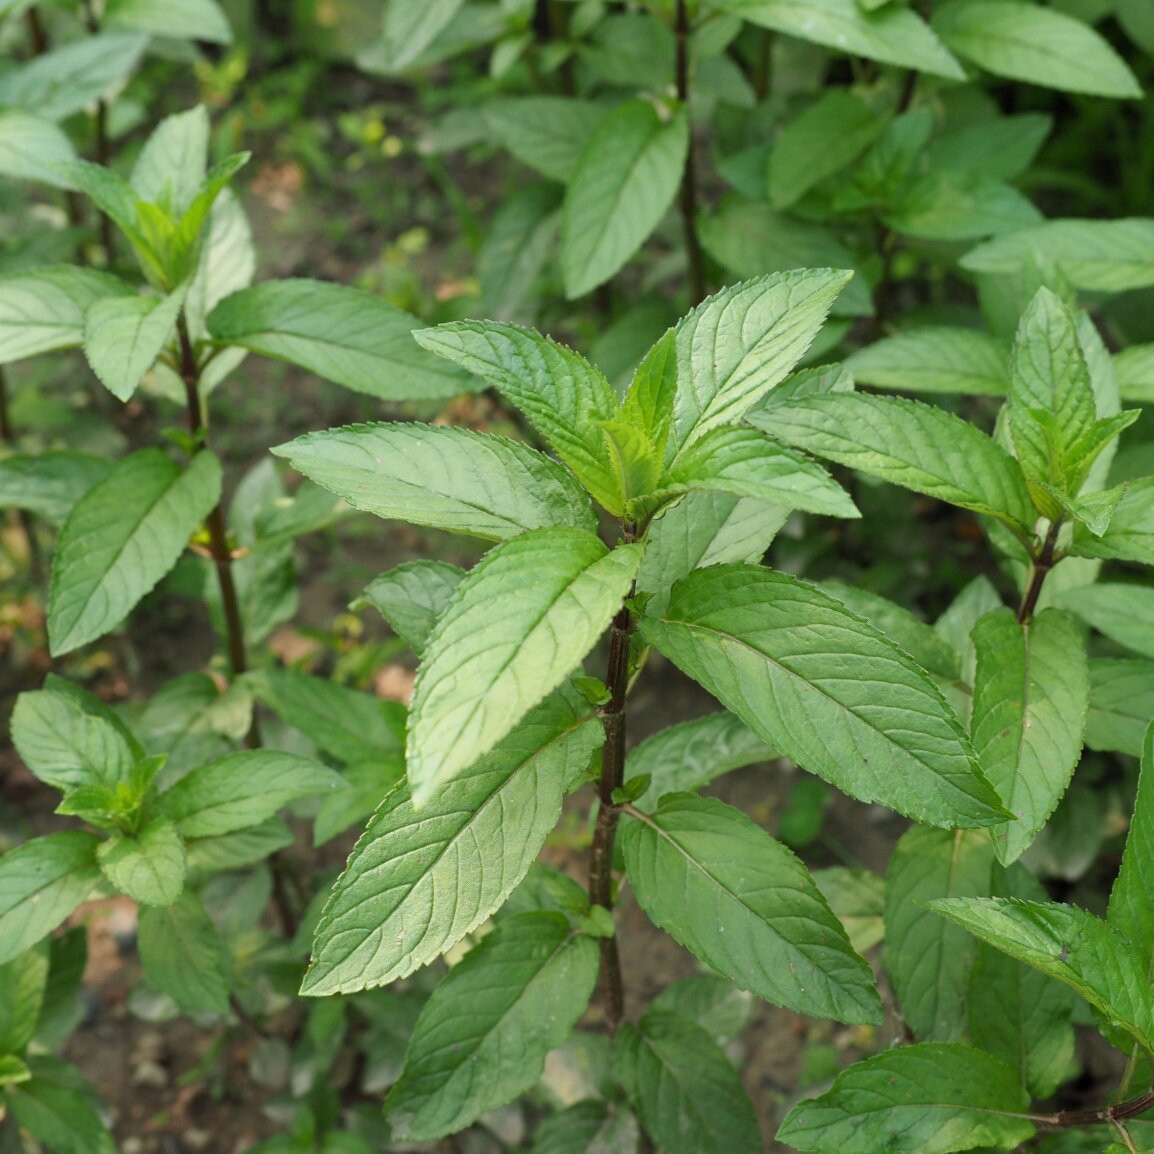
0, 367, 44, 584
1033, 1085, 1154, 1129
25, 7, 47, 54
588, 598, 635, 1033
1017, 518, 1062, 625
93, 99, 116, 264
675, 0, 706, 307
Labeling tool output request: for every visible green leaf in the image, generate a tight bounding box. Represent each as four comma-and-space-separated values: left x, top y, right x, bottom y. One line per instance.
1114, 344, 1154, 404
883, 828, 996, 1041
814, 868, 885, 955
0, 267, 136, 364
1086, 660, 1154, 757
639, 564, 1005, 828
380, 0, 466, 70
412, 321, 621, 513
83, 284, 187, 402
615, 1010, 761, 1154
303, 693, 601, 995
207, 280, 476, 400
622, 794, 881, 1022
932, 0, 1141, 98
845, 326, 1008, 396
624, 710, 776, 810
353, 561, 465, 657
0, 833, 101, 966
659, 425, 858, 519
96, 821, 186, 907
0, 1054, 32, 1086
1108, 721, 1154, 987
104, 0, 232, 43
885, 172, 1043, 241
561, 100, 689, 299
485, 97, 609, 183
0, 453, 114, 525
963, 220, 1154, 294
970, 608, 1088, 864
4, 1056, 116, 1154
753, 391, 1035, 531
1056, 583, 1154, 659
251, 667, 405, 764
155, 751, 344, 838
530, 1101, 639, 1154
128, 104, 210, 216
1070, 476, 1154, 565
928, 897, 1154, 1053
660, 270, 854, 462
184, 818, 293, 875
477, 184, 561, 323
0, 945, 49, 1056
777, 1042, 1034, 1153
926, 112, 1052, 181
649, 975, 755, 1046
0, 32, 148, 122
408, 530, 642, 804
726, 0, 964, 78
0, 111, 77, 188
273, 423, 595, 541
137, 892, 229, 1014
47, 449, 221, 656
768, 89, 886, 209
386, 911, 598, 1140
313, 756, 406, 847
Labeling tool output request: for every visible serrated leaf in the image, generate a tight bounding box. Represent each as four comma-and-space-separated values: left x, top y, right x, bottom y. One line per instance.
104, 0, 232, 43
0, 267, 135, 364
884, 828, 996, 1041
561, 100, 689, 298
5, 1056, 116, 1154
386, 912, 598, 1140
0, 111, 77, 187
1056, 583, 1154, 659
1086, 660, 1154, 756
485, 97, 609, 183
615, 1011, 760, 1154
639, 564, 1005, 828
83, 284, 187, 402
47, 448, 222, 656
354, 560, 465, 657
933, 0, 1141, 98
0, 453, 114, 525
777, 1042, 1034, 1153
1070, 476, 1154, 565
155, 751, 344, 838
751, 391, 1036, 531
137, 892, 228, 1014
726, 0, 964, 78
928, 897, 1154, 1053
845, 326, 1009, 396
96, 820, 186, 907
624, 710, 776, 810
273, 423, 595, 541
0, 833, 101, 966
970, 608, 1088, 864
622, 794, 881, 1022
413, 321, 621, 512
303, 694, 601, 995
207, 280, 476, 400
660, 425, 858, 518
408, 530, 641, 803
0, 946, 49, 1056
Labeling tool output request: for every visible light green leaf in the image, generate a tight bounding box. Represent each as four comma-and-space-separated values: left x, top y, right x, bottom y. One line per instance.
409, 530, 641, 803
928, 897, 1154, 1053
207, 280, 476, 400
725, 0, 964, 78
0, 111, 77, 187
0, 453, 114, 524
624, 710, 776, 810
353, 560, 465, 657
478, 184, 561, 323
273, 423, 595, 541
0, 33, 148, 122
1114, 343, 1154, 404
963, 219, 1154, 294
380, 0, 467, 71
155, 751, 344, 838
129, 104, 210, 215
933, 0, 1141, 98
777, 1042, 1034, 1153
844, 326, 1009, 396
1086, 659, 1154, 756
885, 173, 1043, 241
0, 834, 101, 966
413, 320, 621, 512
303, 693, 601, 995
485, 97, 609, 183
54, 159, 140, 239
622, 794, 881, 1022
386, 912, 598, 1140
313, 756, 407, 847
561, 100, 689, 298
47, 448, 222, 656
750, 391, 1036, 531
0, 946, 49, 1056
768, 89, 886, 210
184, 818, 293, 875
615, 1011, 761, 1154
0, 1054, 32, 1086
83, 284, 187, 402
0, 267, 135, 364
640, 565, 1005, 827
649, 975, 755, 1046
1070, 476, 1154, 565
884, 828, 995, 1041
661, 270, 854, 462
4, 1056, 116, 1154
660, 425, 858, 518
136, 892, 228, 1014
970, 608, 1088, 864
1056, 583, 1154, 659
104, 0, 232, 43
96, 820, 186, 907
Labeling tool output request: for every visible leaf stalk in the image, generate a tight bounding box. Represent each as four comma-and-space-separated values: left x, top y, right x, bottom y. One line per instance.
1017, 518, 1062, 624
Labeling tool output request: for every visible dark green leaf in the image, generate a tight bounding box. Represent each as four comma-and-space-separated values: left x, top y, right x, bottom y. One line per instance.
0, 945, 49, 1056
137, 892, 229, 1014
4, 1056, 116, 1154
1108, 722, 1154, 988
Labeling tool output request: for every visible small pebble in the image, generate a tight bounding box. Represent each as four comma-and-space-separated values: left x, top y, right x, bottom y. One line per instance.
184, 1129, 211, 1150
131, 1059, 169, 1088
122, 1139, 144, 1154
